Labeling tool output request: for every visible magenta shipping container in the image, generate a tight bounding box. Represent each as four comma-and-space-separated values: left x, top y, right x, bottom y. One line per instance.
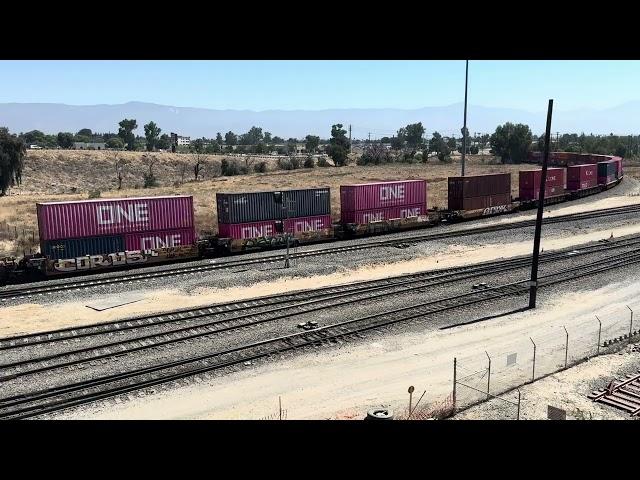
340, 180, 427, 212
218, 215, 332, 240
37, 196, 194, 241
566, 164, 598, 191
341, 204, 427, 224
518, 168, 565, 192
519, 185, 565, 201
124, 228, 196, 251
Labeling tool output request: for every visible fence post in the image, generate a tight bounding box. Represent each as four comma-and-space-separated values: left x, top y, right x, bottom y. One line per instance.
452, 357, 457, 413
627, 306, 633, 346
596, 316, 602, 355
485, 351, 491, 399
279, 396, 282, 421
530, 337, 536, 382
516, 389, 521, 420
563, 326, 569, 369
14, 225, 17, 238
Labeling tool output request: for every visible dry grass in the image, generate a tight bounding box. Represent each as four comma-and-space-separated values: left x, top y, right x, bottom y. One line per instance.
2, 149, 611, 256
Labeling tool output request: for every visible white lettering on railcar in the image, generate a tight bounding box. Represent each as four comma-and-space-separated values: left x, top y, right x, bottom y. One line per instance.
399, 207, 421, 218
97, 203, 149, 225
586, 170, 593, 176
362, 212, 384, 222
292, 220, 323, 232
138, 234, 182, 250
380, 185, 405, 201
241, 225, 273, 238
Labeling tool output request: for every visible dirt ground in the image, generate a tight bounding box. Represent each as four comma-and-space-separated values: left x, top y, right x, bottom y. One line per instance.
0, 151, 522, 255
52, 273, 640, 420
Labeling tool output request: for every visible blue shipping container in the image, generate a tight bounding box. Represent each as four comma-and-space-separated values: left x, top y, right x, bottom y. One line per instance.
42, 235, 125, 260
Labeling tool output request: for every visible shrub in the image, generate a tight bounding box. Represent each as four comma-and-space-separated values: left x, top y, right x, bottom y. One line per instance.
470, 145, 479, 154
304, 156, 315, 168
221, 158, 247, 176
254, 161, 267, 173
143, 172, 159, 188
438, 152, 452, 163
317, 156, 331, 167
277, 156, 302, 170
87, 189, 101, 199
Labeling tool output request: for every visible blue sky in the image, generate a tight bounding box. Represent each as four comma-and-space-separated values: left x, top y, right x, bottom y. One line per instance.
1, 60, 639, 112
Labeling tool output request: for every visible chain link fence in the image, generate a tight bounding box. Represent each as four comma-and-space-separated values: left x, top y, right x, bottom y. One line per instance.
453, 302, 640, 418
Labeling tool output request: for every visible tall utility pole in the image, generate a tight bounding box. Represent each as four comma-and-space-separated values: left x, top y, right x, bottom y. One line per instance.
529, 99, 554, 309
349, 124, 352, 153
368, 132, 371, 143
461, 60, 469, 177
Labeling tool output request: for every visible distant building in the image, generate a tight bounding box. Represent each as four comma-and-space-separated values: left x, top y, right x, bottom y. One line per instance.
28, 144, 43, 150
170, 133, 190, 148
73, 142, 106, 150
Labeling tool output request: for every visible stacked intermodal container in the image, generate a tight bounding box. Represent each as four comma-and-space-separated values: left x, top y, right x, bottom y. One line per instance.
519, 168, 566, 201
216, 188, 331, 239
566, 164, 598, 191
447, 174, 511, 211
339, 180, 427, 224
37, 196, 196, 260
597, 160, 619, 185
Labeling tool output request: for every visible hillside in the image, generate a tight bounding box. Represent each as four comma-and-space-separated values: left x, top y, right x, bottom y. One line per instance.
0, 150, 524, 256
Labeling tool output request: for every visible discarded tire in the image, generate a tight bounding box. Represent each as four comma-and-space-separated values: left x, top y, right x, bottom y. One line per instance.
365, 408, 394, 420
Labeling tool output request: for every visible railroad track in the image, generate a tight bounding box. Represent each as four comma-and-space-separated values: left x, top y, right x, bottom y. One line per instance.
0, 243, 611, 380
3, 239, 640, 419
3, 234, 640, 359
2, 203, 640, 301
588, 372, 640, 417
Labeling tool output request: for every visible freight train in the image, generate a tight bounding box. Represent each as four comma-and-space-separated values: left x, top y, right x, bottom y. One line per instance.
0, 153, 624, 284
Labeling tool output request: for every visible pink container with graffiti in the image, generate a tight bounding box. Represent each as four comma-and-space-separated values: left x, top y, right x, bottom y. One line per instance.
340, 203, 427, 224
340, 180, 427, 212
124, 228, 196, 251
37, 196, 194, 241
218, 215, 332, 240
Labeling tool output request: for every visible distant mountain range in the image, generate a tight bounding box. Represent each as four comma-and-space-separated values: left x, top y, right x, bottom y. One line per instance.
1, 101, 639, 138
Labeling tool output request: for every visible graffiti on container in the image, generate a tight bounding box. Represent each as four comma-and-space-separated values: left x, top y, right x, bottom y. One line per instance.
240, 235, 289, 250
482, 204, 512, 216
50, 247, 196, 273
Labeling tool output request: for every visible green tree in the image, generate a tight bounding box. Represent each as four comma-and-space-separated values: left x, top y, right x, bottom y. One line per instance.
106, 137, 125, 149
0, 128, 26, 195
225, 131, 238, 146
490, 122, 533, 163
240, 126, 263, 145
446, 136, 457, 151
216, 132, 223, 145
20, 130, 46, 146
57, 132, 75, 148
158, 134, 171, 150
391, 128, 407, 150
429, 132, 451, 162
118, 119, 138, 151
143, 121, 162, 151
77, 128, 93, 137
272, 136, 284, 144
328, 124, 350, 167
264, 132, 272, 143
305, 135, 320, 153
405, 122, 425, 149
